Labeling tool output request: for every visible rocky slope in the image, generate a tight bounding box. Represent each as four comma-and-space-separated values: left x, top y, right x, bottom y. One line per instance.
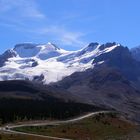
50, 43, 140, 123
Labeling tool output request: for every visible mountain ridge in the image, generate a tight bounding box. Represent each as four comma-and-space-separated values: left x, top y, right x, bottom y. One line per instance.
0, 42, 140, 123
0, 42, 121, 84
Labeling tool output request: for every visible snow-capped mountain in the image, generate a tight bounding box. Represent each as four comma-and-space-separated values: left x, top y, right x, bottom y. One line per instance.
50, 43, 140, 123
0, 42, 140, 123
0, 42, 127, 84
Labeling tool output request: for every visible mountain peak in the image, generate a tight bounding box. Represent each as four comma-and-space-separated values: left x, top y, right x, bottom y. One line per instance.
12, 42, 64, 59
88, 42, 99, 47
13, 43, 39, 51
45, 42, 61, 50
13, 42, 60, 51
99, 42, 120, 50
80, 42, 99, 53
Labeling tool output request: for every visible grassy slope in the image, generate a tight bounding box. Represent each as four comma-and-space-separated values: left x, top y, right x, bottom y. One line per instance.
0, 133, 56, 140
14, 113, 140, 140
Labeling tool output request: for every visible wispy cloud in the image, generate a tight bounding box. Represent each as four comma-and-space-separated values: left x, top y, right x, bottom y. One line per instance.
37, 26, 86, 47
0, 0, 45, 19
0, 1, 88, 48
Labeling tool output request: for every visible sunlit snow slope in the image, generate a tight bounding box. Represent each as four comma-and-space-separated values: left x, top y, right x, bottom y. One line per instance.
0, 42, 120, 84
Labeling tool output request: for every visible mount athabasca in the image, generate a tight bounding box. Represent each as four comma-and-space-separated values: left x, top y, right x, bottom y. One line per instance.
0, 42, 140, 123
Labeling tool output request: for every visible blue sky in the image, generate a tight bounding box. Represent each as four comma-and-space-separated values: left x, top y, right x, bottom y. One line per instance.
0, 0, 140, 53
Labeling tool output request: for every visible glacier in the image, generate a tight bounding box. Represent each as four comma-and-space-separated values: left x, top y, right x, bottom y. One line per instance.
0, 42, 120, 84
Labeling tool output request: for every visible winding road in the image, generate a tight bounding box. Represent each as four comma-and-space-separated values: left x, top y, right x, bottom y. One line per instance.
0, 111, 111, 140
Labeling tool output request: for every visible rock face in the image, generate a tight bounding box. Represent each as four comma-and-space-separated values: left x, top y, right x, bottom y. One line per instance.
131, 45, 140, 62
94, 45, 140, 82
0, 49, 17, 67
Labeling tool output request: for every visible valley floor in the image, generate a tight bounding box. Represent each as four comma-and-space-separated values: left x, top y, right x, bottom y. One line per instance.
9, 112, 140, 140
0, 133, 57, 140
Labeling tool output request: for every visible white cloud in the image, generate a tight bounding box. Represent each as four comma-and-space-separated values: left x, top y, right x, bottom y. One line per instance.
0, 1, 87, 48
37, 26, 86, 47
60, 32, 85, 46
0, 0, 45, 19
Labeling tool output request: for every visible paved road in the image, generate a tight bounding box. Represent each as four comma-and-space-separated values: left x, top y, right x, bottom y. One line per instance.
0, 111, 111, 140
